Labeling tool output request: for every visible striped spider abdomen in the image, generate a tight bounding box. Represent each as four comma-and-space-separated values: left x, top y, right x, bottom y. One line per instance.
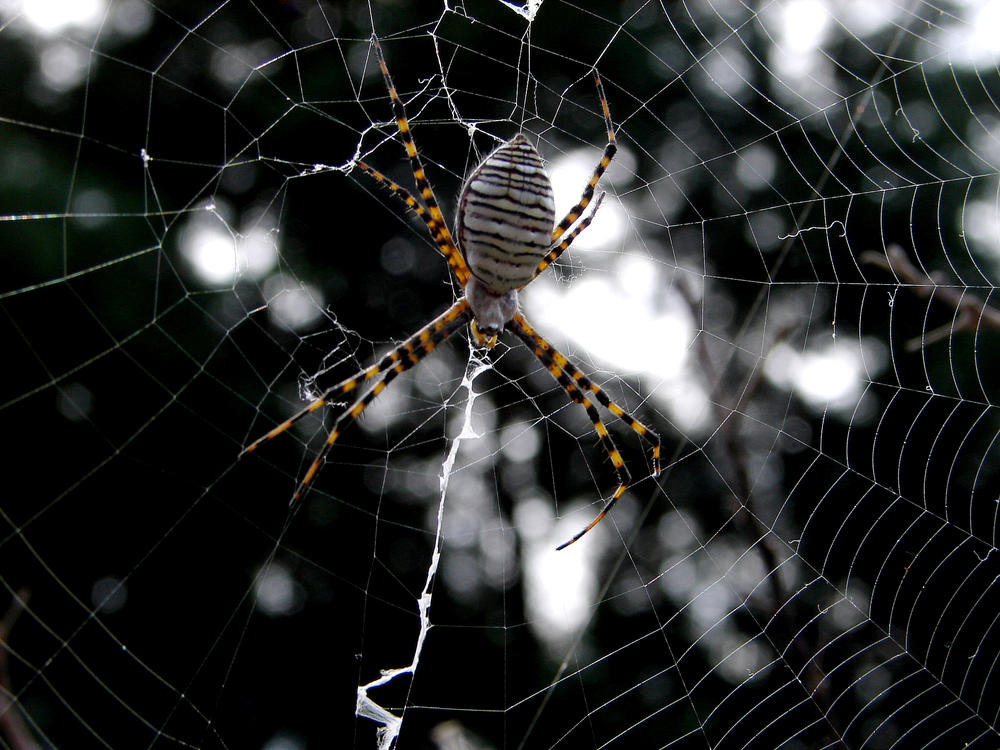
457, 133, 556, 294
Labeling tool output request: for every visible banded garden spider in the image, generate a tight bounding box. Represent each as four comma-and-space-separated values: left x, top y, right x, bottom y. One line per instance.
245, 38, 661, 549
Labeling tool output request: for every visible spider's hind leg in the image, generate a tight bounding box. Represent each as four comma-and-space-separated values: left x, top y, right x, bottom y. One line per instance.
527, 72, 616, 284
369, 37, 470, 288
527, 192, 605, 284
550, 71, 617, 244
355, 162, 469, 287
508, 313, 661, 549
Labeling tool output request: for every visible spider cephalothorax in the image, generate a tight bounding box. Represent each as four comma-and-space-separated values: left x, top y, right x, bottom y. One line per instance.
245, 38, 661, 549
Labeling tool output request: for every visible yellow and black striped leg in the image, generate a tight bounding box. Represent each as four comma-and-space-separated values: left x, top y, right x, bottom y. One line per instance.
509, 313, 661, 549
526, 192, 605, 284
243, 299, 472, 503
371, 37, 469, 287
355, 162, 469, 286
551, 72, 617, 244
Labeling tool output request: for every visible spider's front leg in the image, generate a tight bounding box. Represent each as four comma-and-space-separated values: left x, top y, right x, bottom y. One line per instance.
243, 300, 472, 505
508, 313, 661, 549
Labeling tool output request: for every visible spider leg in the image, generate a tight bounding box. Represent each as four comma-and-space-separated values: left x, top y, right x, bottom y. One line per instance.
356, 162, 469, 286
525, 192, 605, 285
551, 72, 616, 244
372, 37, 470, 288
509, 313, 661, 549
243, 299, 472, 503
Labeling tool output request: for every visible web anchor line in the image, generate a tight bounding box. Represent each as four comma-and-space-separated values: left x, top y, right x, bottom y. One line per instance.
355, 354, 488, 749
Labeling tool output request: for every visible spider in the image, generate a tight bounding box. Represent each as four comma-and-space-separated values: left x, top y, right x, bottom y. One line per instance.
244, 38, 661, 549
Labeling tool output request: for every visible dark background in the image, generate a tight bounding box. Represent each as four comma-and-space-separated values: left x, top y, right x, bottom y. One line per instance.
3, 1, 1000, 748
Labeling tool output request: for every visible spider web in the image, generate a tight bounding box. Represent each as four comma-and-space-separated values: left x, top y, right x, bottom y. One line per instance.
2, 0, 1000, 747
